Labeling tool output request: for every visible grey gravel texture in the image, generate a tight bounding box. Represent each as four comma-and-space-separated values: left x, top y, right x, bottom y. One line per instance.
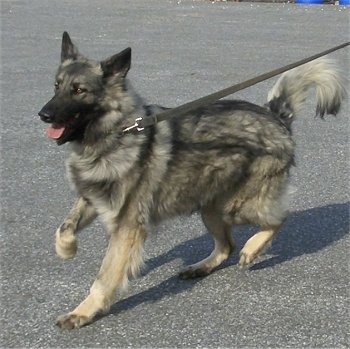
1, 0, 349, 348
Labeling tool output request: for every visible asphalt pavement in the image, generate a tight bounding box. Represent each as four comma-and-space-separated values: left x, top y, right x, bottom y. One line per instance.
1, 0, 349, 348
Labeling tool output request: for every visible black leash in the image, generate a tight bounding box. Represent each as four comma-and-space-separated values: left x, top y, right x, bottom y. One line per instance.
123, 42, 349, 134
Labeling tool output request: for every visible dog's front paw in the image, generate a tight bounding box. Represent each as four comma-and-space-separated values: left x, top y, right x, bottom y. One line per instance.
55, 227, 77, 259
56, 313, 91, 330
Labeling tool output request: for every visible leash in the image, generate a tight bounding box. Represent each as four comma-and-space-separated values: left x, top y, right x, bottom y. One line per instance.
123, 41, 350, 134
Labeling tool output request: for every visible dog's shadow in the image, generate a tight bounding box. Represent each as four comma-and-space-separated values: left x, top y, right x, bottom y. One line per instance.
109, 202, 349, 316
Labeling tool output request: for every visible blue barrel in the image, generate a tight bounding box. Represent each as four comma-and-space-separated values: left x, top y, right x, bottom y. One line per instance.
295, 0, 323, 3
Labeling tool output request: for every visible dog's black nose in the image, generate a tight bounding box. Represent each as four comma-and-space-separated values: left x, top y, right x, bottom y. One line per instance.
38, 109, 53, 123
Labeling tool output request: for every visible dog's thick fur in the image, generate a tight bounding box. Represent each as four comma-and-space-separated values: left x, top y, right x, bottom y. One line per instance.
38, 32, 346, 329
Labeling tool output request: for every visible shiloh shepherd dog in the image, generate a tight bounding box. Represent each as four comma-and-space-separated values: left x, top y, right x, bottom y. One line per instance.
39, 32, 345, 329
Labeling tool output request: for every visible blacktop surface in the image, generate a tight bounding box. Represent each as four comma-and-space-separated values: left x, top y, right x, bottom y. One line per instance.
1, 1, 349, 348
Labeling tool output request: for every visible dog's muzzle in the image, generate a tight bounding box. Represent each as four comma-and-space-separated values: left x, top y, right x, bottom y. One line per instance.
38, 108, 54, 123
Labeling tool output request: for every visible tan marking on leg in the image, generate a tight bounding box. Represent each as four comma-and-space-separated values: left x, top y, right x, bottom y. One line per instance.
239, 226, 280, 267
56, 224, 146, 329
55, 197, 97, 259
55, 228, 77, 260
180, 206, 234, 279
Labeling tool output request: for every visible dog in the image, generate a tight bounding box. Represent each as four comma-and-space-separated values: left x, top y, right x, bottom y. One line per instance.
38, 32, 346, 329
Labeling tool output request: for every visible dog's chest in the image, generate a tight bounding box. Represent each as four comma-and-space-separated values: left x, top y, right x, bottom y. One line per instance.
65, 148, 137, 196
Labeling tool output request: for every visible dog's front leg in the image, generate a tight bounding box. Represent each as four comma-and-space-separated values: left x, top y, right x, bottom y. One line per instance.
56, 197, 97, 259
56, 220, 146, 329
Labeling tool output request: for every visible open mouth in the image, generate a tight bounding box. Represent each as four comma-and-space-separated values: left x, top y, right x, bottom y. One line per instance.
45, 115, 81, 144
39, 106, 86, 144
46, 124, 66, 140
44, 115, 88, 145
40, 109, 91, 145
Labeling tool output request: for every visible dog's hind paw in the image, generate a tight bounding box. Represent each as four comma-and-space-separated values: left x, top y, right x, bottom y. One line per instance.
55, 228, 77, 259
238, 228, 277, 267
179, 265, 213, 279
56, 313, 91, 330
238, 250, 255, 268
238, 241, 271, 268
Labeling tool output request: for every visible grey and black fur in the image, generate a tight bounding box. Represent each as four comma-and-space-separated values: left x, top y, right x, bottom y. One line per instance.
38, 32, 346, 329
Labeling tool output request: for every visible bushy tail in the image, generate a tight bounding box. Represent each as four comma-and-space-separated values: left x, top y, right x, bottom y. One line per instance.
267, 57, 346, 123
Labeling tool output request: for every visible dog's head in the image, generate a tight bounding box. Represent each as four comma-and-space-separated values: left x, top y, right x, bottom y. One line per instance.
38, 32, 131, 145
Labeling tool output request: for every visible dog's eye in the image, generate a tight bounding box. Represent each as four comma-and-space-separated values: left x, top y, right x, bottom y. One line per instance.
73, 87, 85, 95
54, 82, 59, 90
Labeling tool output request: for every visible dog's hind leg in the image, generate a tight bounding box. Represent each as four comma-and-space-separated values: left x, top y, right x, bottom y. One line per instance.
231, 167, 289, 267
56, 217, 146, 329
55, 197, 97, 259
239, 225, 281, 267
179, 205, 235, 279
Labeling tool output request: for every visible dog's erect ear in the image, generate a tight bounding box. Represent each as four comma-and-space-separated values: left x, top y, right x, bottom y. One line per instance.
100, 48, 131, 79
61, 31, 81, 62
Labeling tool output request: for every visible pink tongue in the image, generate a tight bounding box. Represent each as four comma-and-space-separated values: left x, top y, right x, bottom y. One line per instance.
46, 125, 65, 140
